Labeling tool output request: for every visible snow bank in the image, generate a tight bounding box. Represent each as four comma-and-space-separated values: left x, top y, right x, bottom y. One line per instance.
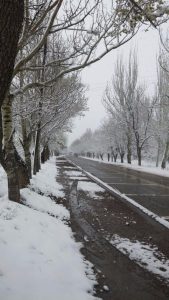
21, 188, 69, 221
109, 234, 169, 284
0, 159, 99, 300
78, 181, 104, 199
64, 170, 85, 177
0, 201, 97, 300
62, 166, 77, 169
69, 176, 89, 180
30, 157, 64, 197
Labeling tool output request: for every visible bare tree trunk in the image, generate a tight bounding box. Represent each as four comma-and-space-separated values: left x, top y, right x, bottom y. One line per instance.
21, 118, 32, 178
33, 41, 47, 174
33, 127, 41, 175
0, 1, 24, 108
0, 0, 24, 202
111, 148, 118, 162
120, 153, 125, 163
137, 147, 142, 166
41, 144, 50, 164
1, 95, 29, 200
0, 109, 4, 167
24, 144, 32, 178
14, 146, 30, 188
23, 139, 32, 178
2, 95, 20, 202
0, 2, 24, 202
161, 141, 169, 169
41, 146, 45, 164
100, 153, 104, 160
156, 138, 161, 167
127, 135, 132, 164
5, 150, 20, 202
114, 154, 118, 162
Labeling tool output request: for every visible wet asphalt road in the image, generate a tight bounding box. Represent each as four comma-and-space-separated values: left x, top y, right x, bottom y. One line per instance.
57, 157, 169, 300
67, 156, 169, 220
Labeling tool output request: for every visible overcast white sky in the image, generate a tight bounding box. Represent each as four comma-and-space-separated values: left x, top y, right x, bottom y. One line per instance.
67, 25, 166, 146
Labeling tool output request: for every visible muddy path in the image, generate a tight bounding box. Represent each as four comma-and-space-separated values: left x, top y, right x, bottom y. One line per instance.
56, 157, 169, 300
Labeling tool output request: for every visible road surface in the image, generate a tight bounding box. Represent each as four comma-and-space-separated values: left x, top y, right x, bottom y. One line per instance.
56, 157, 169, 300
68, 156, 169, 220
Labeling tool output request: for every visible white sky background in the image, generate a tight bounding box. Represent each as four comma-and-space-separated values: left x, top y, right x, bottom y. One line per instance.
67, 24, 167, 146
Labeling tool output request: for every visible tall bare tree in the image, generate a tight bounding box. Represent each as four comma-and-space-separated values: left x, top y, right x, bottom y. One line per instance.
0, 1, 24, 201
156, 48, 169, 168
0, 1, 24, 107
103, 53, 138, 163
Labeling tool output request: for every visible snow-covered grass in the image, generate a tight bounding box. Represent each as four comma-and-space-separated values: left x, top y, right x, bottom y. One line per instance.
78, 181, 105, 199
21, 188, 69, 221
30, 157, 64, 197
109, 234, 169, 284
0, 159, 99, 300
80, 156, 169, 178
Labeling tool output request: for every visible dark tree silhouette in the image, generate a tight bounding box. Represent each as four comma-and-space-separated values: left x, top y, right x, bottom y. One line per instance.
0, 0, 24, 107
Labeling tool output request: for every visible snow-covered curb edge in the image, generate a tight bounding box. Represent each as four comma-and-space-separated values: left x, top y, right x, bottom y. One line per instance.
67, 159, 169, 231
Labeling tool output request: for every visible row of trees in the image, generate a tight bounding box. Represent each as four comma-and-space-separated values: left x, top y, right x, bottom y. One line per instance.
70, 46, 169, 168
0, 0, 169, 202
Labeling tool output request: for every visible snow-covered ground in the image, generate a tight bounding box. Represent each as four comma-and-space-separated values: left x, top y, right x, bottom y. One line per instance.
63, 168, 105, 198
0, 158, 99, 300
80, 156, 169, 178
64, 170, 86, 177
78, 181, 105, 199
109, 234, 169, 284
30, 158, 65, 197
